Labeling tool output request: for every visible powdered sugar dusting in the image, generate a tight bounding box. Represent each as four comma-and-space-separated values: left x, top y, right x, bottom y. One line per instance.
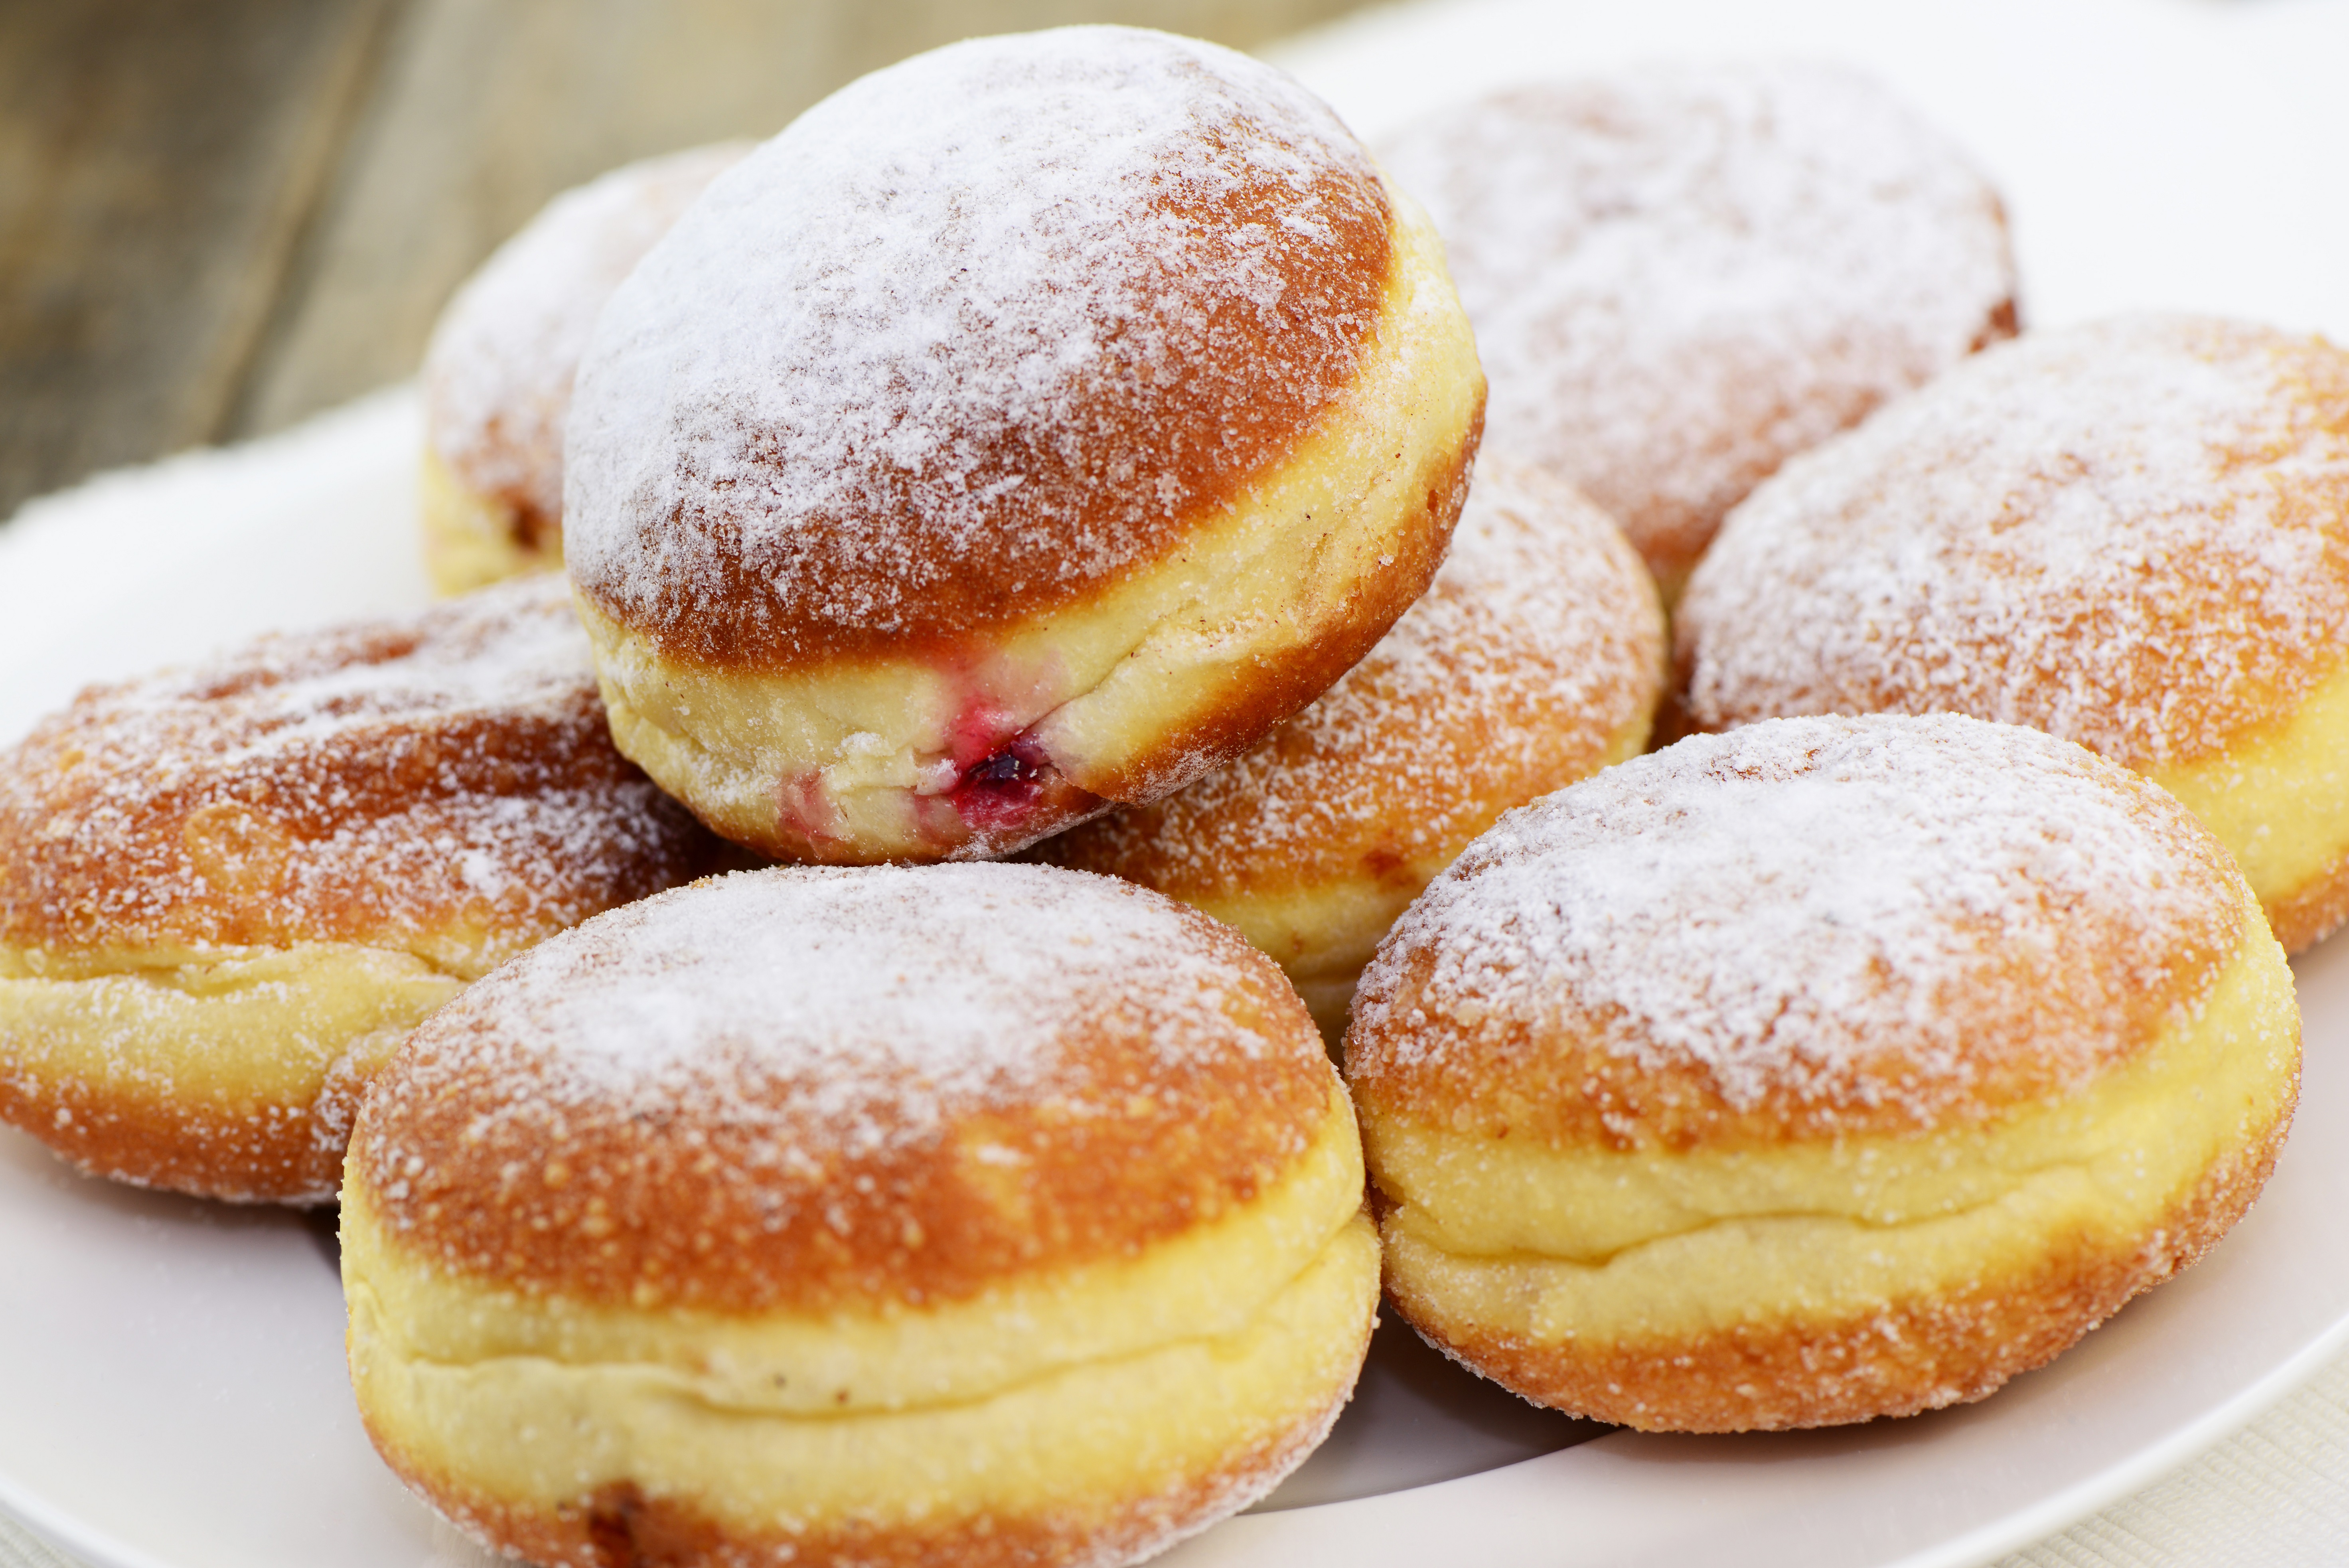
116, 575, 591, 756
422, 144, 749, 524
564, 26, 1390, 656
355, 862, 1334, 1309
0, 576, 714, 959
1350, 715, 2242, 1126
391, 865, 1275, 1158
1051, 461, 1660, 887
1679, 316, 2349, 768
1377, 63, 2015, 580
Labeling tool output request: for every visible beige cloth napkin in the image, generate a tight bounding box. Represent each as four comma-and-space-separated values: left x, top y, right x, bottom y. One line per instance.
1995, 1342, 2349, 1567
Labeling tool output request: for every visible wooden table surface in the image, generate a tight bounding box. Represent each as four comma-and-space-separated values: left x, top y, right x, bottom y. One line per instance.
0, 0, 1378, 526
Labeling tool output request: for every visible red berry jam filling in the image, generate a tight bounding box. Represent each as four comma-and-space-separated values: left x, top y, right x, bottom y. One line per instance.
951, 736, 1058, 833
774, 771, 844, 851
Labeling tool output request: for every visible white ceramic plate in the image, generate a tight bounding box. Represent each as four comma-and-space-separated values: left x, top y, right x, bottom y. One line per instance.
6, 1, 2349, 1563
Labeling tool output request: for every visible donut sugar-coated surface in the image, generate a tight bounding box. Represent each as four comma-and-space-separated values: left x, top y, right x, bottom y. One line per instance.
565, 26, 1484, 865
1039, 461, 1663, 1044
0, 576, 732, 1203
1378, 62, 2017, 597
1346, 713, 2298, 1432
343, 862, 1376, 1567
1679, 315, 2349, 950
420, 143, 750, 595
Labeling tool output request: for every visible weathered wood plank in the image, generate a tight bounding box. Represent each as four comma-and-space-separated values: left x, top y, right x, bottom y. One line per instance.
231, 0, 1378, 437
0, 0, 403, 521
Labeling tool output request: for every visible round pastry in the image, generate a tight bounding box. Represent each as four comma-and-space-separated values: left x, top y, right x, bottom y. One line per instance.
1038, 461, 1663, 1045
1377, 62, 2018, 598
1677, 315, 2349, 952
564, 26, 1485, 865
343, 862, 1376, 1567
419, 142, 750, 596
0, 576, 735, 1203
1346, 713, 2298, 1433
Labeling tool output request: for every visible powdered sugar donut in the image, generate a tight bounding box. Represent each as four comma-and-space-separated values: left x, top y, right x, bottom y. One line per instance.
1378, 63, 2017, 597
0, 577, 735, 1203
420, 143, 750, 594
1039, 462, 1663, 1043
565, 27, 1484, 865
1678, 316, 2349, 951
343, 862, 1376, 1566
1348, 714, 2297, 1432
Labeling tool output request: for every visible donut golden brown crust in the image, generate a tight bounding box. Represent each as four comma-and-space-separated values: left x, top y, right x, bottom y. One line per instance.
344, 863, 1378, 1566
0, 577, 735, 1203
1678, 316, 2349, 950
565, 28, 1485, 865
1398, 1134, 2282, 1433
2267, 857, 2349, 956
1038, 462, 1663, 1042
1377, 63, 2017, 596
390, 1434, 1331, 1568
418, 143, 750, 595
1346, 714, 2299, 1432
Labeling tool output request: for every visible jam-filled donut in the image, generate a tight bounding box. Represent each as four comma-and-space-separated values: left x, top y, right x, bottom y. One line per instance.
565, 27, 1484, 865
1678, 316, 2349, 952
1039, 462, 1663, 1044
0, 577, 733, 1203
343, 862, 1377, 1567
419, 142, 750, 595
1378, 62, 2017, 597
1347, 714, 2298, 1432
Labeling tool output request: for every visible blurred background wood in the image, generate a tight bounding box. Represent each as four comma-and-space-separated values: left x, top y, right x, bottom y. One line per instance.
1, 0, 1380, 525
0, 0, 399, 522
